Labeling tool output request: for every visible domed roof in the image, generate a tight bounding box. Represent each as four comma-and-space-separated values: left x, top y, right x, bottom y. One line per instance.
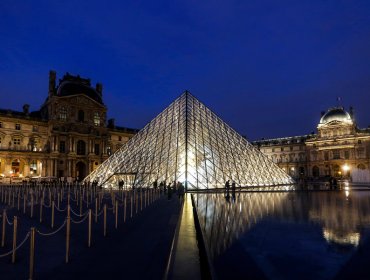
319, 107, 352, 125
56, 73, 103, 105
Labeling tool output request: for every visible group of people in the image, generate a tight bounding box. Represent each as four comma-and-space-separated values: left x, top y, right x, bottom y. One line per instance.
224, 180, 237, 201
152, 180, 185, 200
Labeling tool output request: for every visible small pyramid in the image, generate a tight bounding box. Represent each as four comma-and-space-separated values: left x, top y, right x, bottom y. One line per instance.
85, 92, 293, 189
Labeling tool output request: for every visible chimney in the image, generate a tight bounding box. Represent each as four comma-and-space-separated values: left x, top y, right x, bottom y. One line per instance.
108, 118, 115, 129
23, 104, 30, 115
49, 70, 56, 97
96, 83, 103, 96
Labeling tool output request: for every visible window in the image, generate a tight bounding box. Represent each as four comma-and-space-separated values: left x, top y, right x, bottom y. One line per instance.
59, 141, 66, 153
333, 150, 340, 159
78, 110, 85, 122
15, 123, 21, 130
290, 146, 293, 151
32, 126, 38, 132
358, 140, 362, 144
77, 140, 86, 155
30, 160, 37, 175
59, 107, 67, 121
0, 122, 2, 128
13, 138, 21, 145
30, 138, 37, 151
324, 152, 329, 161
118, 136, 122, 141
344, 150, 350, 159
94, 144, 100, 155
94, 112, 100, 126
281, 147, 284, 152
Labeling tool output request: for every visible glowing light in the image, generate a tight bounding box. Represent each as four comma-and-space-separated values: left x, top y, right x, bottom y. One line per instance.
342, 164, 350, 172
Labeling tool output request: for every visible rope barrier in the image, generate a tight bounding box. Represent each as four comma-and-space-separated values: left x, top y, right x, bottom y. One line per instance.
5, 215, 13, 226
92, 209, 104, 217
70, 208, 89, 217
36, 220, 67, 237
0, 232, 30, 258
55, 204, 67, 212
71, 214, 89, 224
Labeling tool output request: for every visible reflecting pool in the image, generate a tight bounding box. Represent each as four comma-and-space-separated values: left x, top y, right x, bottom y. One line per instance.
193, 190, 370, 279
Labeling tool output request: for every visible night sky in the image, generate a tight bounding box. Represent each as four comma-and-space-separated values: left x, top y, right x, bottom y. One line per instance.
1, 0, 370, 141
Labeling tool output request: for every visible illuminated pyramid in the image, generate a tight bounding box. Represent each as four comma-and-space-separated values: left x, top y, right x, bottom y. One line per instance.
84, 92, 293, 189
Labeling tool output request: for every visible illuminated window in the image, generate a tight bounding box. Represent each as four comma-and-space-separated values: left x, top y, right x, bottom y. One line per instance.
78, 110, 85, 122
94, 112, 100, 126
59, 107, 67, 121
30, 138, 37, 151
30, 160, 37, 174
15, 123, 21, 130
107, 146, 112, 156
77, 140, 86, 155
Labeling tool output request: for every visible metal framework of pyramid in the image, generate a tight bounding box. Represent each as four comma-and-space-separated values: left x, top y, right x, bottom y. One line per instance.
84, 92, 294, 189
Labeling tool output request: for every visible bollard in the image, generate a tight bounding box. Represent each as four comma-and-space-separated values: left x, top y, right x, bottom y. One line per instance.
103, 204, 107, 237
95, 198, 98, 223
66, 206, 71, 263
29, 227, 35, 280
39, 198, 43, 223
31, 196, 34, 218
23, 193, 26, 214
124, 194, 127, 223
88, 209, 92, 247
51, 201, 55, 228
12, 216, 18, 263
1, 209, 6, 247
79, 196, 83, 216
115, 201, 118, 229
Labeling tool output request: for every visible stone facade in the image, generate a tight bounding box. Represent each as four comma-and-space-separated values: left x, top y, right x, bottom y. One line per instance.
0, 71, 138, 182
253, 107, 370, 182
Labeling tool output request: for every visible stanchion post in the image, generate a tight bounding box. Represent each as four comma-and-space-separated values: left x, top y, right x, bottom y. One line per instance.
29, 227, 35, 280
17, 194, 20, 211
115, 200, 118, 229
31, 195, 34, 218
12, 216, 17, 263
66, 206, 70, 263
1, 209, 6, 247
88, 209, 92, 247
103, 204, 107, 237
51, 201, 55, 228
124, 194, 127, 223
39, 198, 43, 223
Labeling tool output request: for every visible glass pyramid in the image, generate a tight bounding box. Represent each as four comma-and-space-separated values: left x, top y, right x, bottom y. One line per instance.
84, 92, 294, 189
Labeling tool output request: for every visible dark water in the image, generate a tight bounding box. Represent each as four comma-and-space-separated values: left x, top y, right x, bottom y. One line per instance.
194, 189, 370, 280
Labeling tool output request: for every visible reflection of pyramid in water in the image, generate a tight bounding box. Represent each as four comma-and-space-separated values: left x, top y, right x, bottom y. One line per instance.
85, 92, 293, 189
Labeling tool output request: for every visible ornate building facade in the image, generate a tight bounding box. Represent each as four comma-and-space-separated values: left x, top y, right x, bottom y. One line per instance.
0, 71, 138, 182
253, 107, 370, 182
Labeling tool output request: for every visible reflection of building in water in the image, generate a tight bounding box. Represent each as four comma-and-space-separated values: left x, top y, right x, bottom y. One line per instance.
194, 191, 370, 261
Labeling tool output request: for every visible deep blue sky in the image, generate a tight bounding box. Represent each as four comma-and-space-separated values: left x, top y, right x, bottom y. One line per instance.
1, 0, 370, 140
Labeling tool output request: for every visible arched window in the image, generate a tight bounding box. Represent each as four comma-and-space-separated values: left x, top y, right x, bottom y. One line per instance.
77, 140, 86, 155
78, 110, 85, 122
94, 112, 100, 126
30, 160, 37, 175
358, 164, 366, 170
59, 107, 67, 121
312, 166, 319, 177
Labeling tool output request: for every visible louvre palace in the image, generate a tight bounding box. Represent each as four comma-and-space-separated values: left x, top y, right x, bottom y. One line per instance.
0, 71, 138, 183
